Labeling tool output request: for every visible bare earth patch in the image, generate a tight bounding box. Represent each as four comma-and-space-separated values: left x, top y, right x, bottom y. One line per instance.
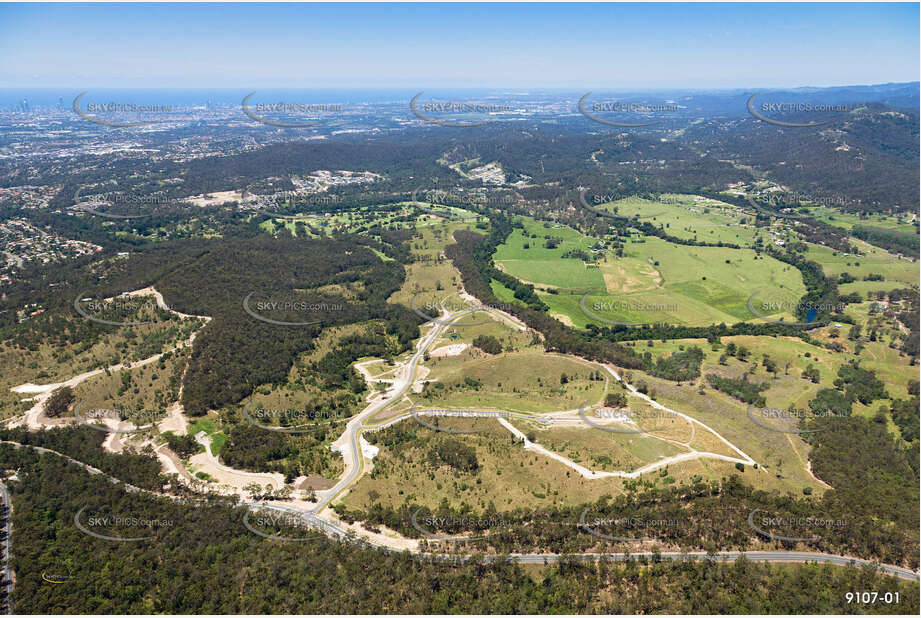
430, 343, 469, 357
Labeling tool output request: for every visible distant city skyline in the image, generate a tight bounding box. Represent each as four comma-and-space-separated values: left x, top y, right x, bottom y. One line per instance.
0, 3, 918, 89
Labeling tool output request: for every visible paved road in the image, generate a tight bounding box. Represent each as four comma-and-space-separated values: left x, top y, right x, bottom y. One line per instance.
0, 480, 12, 614
2, 441, 917, 583
254, 503, 920, 581
369, 408, 551, 432
313, 309, 471, 512
512, 551, 919, 581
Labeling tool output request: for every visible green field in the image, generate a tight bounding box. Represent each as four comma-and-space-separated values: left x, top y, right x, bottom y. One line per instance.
508, 421, 683, 472
419, 348, 607, 414
805, 205, 918, 235
492, 210, 806, 328
494, 217, 605, 290
804, 241, 917, 287
582, 236, 806, 326
602, 195, 763, 245
260, 202, 486, 238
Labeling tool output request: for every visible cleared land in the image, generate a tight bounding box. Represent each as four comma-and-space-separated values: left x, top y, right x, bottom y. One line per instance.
494, 218, 605, 291
346, 416, 745, 512
604, 195, 763, 245
0, 300, 201, 420
418, 348, 607, 414
569, 237, 804, 327
493, 210, 807, 328
805, 241, 916, 287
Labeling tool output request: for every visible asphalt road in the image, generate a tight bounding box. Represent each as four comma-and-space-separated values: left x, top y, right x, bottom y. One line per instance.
512, 551, 920, 581
0, 480, 12, 614
312, 308, 468, 512
256, 503, 920, 582
2, 441, 918, 583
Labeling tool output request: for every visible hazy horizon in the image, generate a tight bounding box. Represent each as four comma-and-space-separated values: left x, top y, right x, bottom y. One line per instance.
1, 3, 917, 89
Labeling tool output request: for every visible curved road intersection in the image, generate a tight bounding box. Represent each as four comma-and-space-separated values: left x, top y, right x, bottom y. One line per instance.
3, 294, 918, 587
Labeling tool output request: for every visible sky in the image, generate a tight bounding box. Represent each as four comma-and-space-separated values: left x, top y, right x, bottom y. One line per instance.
0, 2, 918, 89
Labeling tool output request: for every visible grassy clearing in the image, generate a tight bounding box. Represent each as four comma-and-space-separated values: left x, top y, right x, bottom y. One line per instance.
184, 416, 228, 457
418, 348, 607, 414
839, 279, 913, 297
612, 299, 917, 483
428, 314, 533, 352
70, 348, 187, 423
631, 319, 914, 411
188, 418, 218, 436
804, 241, 916, 286
805, 206, 917, 235
209, 432, 227, 456
0, 303, 201, 420
511, 421, 684, 472
388, 221, 483, 319
603, 195, 762, 245
580, 236, 806, 326
349, 418, 647, 511
489, 279, 526, 307
348, 413, 803, 514
494, 217, 605, 290
359, 358, 399, 379
617, 368, 825, 495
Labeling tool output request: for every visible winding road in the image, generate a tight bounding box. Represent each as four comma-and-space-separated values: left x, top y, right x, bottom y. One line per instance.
313, 307, 474, 512
4, 288, 918, 584
0, 480, 11, 614
1, 440, 917, 582
256, 503, 920, 581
